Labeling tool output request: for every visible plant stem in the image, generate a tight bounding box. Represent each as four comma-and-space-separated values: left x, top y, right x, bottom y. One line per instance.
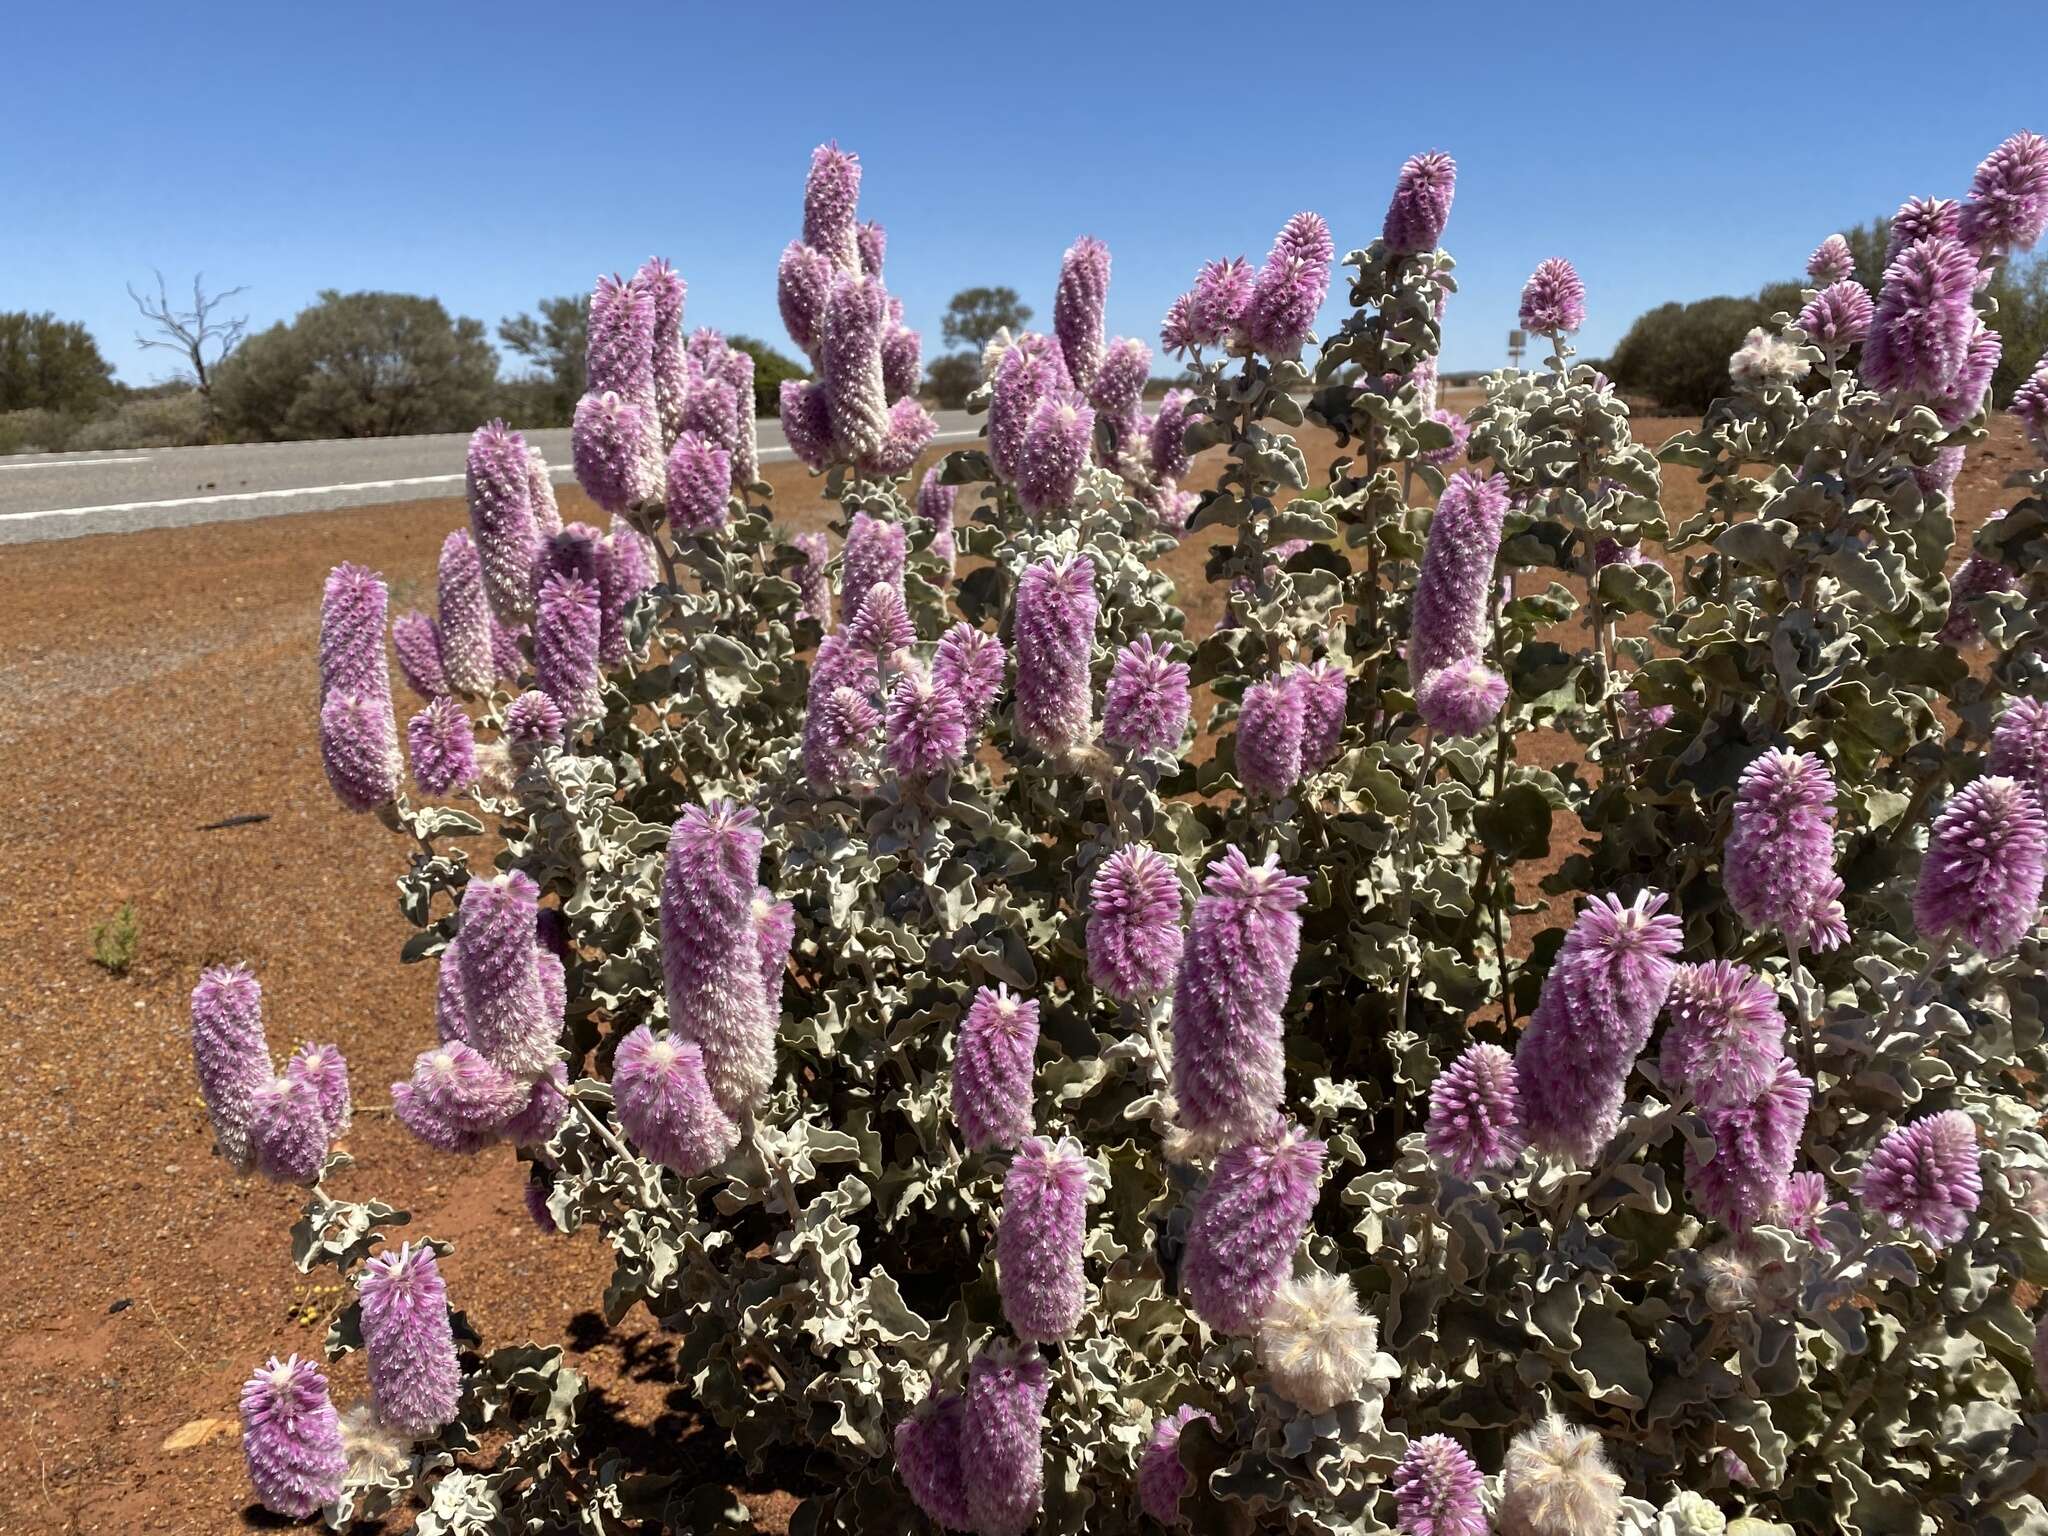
1390, 730, 1439, 1034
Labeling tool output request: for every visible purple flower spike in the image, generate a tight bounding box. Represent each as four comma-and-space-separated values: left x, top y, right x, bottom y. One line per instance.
842, 511, 908, 624
1519, 258, 1588, 337
1191, 256, 1257, 347
1391, 1434, 1488, 1536
611, 1025, 740, 1177
1296, 659, 1348, 767
534, 573, 603, 730
1688, 1056, 1811, 1233
466, 422, 540, 621
1012, 554, 1098, 755
392, 609, 447, 700
1889, 196, 1963, 262
916, 468, 958, 576
895, 1390, 973, 1531
456, 870, 553, 1078
1090, 335, 1150, 419
1861, 1110, 1982, 1249
501, 1061, 569, 1148
1914, 775, 2048, 958
191, 965, 271, 1171
802, 682, 882, 789
1798, 281, 1875, 352
1426, 1042, 1526, 1177
1416, 659, 1508, 738
503, 689, 565, 754
1236, 673, 1307, 799
408, 696, 477, 797
319, 688, 402, 813
601, 521, 654, 665
527, 447, 562, 538
1725, 749, 1848, 953
803, 142, 863, 274
998, 1135, 1091, 1342
665, 429, 732, 534
857, 219, 887, 277
934, 622, 1006, 731
864, 396, 938, 478
886, 665, 968, 779
778, 241, 833, 357
572, 389, 656, 515
1863, 236, 1982, 397
1149, 388, 1198, 483
1182, 1124, 1325, 1333
639, 258, 688, 442
1384, 150, 1458, 254
1420, 408, 1471, 467
662, 801, 776, 1116
358, 1243, 462, 1439
1990, 698, 2048, 805
1170, 848, 1310, 1147
241, 1355, 346, 1520
247, 1073, 330, 1185
588, 272, 656, 402
437, 532, 496, 698
962, 1341, 1051, 1536
848, 582, 916, 659
1660, 960, 1787, 1110
1934, 321, 2002, 428
391, 1041, 524, 1154
1409, 469, 1511, 680
793, 530, 832, 622
318, 562, 388, 703
780, 379, 835, 472
1159, 293, 1199, 357
489, 613, 527, 683
1137, 1405, 1215, 1526
1054, 236, 1112, 391
1017, 392, 1095, 514
1807, 234, 1856, 285
952, 985, 1039, 1153
1515, 891, 1684, 1162
1245, 212, 1333, 357
752, 890, 795, 1013
989, 336, 1071, 484
1087, 844, 1185, 1003
822, 273, 889, 462
1959, 131, 2048, 257
2011, 353, 2048, 456
881, 324, 921, 404
1102, 634, 1190, 756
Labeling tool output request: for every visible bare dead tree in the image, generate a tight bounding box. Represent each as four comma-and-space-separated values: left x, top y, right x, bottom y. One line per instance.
127, 270, 249, 436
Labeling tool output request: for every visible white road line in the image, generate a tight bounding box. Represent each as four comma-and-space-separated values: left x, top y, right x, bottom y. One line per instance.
0, 429, 985, 524
0, 455, 152, 472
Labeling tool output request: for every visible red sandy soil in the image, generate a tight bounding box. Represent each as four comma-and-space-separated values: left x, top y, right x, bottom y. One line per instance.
0, 408, 2029, 1534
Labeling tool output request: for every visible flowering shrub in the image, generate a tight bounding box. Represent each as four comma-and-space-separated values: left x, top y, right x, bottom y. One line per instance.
190, 134, 2048, 1534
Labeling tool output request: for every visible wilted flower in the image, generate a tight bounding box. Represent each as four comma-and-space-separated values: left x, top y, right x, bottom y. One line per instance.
465, 422, 539, 621
1660, 1491, 1728, 1536
1797, 281, 1874, 352
1660, 960, 1787, 1110
1498, 1414, 1623, 1536
662, 801, 776, 1117
1017, 392, 1095, 514
1861, 1109, 1983, 1249
1519, 258, 1587, 337
534, 573, 603, 729
1913, 775, 2047, 958
1257, 1269, 1376, 1413
191, 965, 272, 1171
240, 1355, 346, 1520
1417, 658, 1509, 738
611, 1025, 740, 1177
952, 985, 1039, 1152
1806, 233, 1855, 284
1137, 1405, 1215, 1526
1087, 844, 1185, 1004
1171, 848, 1309, 1146
933, 621, 1006, 730
1516, 891, 1684, 1162
1724, 749, 1848, 953
1182, 1124, 1325, 1333
1426, 1042, 1526, 1177
1862, 236, 1981, 397
1245, 212, 1333, 356
357, 1243, 461, 1439
407, 697, 476, 796
884, 665, 968, 779
895, 1389, 972, 1531
1391, 1434, 1488, 1536
1384, 150, 1458, 253
960, 1342, 1051, 1536
1410, 469, 1511, 680
1687, 1057, 1811, 1233
1958, 130, 2048, 257
1012, 554, 1097, 756
1729, 326, 1810, 387
997, 1136, 1092, 1342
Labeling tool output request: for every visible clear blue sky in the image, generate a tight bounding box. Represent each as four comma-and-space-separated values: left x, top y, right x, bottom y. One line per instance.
10, 1, 2045, 388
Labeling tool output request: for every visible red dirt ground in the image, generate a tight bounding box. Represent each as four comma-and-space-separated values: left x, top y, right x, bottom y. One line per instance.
0, 408, 2029, 1533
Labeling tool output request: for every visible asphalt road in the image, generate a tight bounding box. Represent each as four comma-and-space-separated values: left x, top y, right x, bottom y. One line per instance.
0, 410, 985, 546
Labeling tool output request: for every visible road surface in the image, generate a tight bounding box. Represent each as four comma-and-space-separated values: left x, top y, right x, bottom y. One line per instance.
0, 411, 984, 546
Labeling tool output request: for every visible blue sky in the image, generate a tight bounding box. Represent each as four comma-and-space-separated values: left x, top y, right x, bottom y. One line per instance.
9, 2, 2046, 388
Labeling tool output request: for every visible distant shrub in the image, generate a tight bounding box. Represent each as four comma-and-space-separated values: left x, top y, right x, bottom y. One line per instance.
68, 389, 209, 450
925, 351, 979, 407
89, 902, 139, 975
0, 407, 79, 454
728, 334, 804, 416
1604, 282, 1805, 411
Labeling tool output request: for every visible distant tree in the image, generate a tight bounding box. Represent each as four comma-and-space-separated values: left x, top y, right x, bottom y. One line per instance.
498, 294, 589, 422
0, 311, 116, 414
214, 291, 498, 440
1606, 285, 1802, 413
727, 335, 804, 417
941, 286, 1031, 353
925, 353, 980, 409
126, 271, 248, 439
